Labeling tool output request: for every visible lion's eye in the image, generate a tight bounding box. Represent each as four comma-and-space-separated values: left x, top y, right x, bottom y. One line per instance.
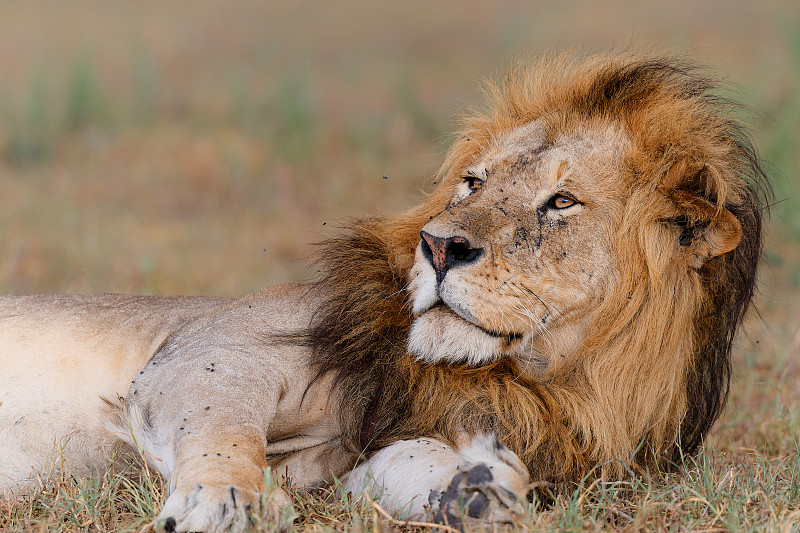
548, 193, 578, 209
463, 176, 484, 193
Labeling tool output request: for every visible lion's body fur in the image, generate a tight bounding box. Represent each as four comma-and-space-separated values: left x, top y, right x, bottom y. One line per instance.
310, 52, 767, 485
0, 294, 234, 489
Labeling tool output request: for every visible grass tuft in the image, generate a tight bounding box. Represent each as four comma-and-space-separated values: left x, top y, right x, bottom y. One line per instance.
64, 54, 108, 132
2, 71, 55, 165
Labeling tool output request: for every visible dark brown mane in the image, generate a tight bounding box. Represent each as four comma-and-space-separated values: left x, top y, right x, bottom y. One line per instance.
306, 217, 415, 455
307, 52, 770, 485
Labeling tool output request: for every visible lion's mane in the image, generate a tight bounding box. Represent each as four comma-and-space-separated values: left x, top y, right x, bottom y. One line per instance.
308, 52, 769, 486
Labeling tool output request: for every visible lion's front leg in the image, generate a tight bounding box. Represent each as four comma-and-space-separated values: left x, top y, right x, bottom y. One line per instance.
152, 425, 292, 533
345, 433, 530, 528
116, 350, 298, 532
121, 406, 293, 533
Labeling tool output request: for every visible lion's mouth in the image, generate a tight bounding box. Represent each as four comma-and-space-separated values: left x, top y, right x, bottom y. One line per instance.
408, 302, 526, 365
428, 302, 523, 343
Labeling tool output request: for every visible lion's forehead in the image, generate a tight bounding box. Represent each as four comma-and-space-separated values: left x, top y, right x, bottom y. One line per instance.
469, 120, 630, 192
493, 120, 548, 159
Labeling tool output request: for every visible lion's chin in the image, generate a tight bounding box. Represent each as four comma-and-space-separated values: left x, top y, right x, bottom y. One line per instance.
407, 305, 518, 366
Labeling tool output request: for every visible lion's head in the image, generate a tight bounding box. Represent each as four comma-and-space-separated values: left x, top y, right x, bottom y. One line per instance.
408, 119, 626, 369
310, 52, 768, 484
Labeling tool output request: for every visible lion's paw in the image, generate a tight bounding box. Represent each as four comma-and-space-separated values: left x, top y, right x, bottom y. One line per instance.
433, 434, 530, 530
155, 483, 293, 533
433, 464, 516, 528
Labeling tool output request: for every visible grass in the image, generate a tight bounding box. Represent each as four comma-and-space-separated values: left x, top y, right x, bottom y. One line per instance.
3, 432, 800, 531
1, 0, 799, 531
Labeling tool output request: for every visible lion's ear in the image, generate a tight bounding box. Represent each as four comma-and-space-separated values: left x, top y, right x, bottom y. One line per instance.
668, 190, 743, 269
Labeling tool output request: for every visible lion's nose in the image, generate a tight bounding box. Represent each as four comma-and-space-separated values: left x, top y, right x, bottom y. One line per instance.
419, 230, 483, 285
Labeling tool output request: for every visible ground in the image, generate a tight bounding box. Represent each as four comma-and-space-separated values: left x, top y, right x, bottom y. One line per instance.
1, 1, 799, 531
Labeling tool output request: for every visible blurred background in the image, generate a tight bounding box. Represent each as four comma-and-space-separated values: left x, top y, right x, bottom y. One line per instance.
0, 0, 797, 297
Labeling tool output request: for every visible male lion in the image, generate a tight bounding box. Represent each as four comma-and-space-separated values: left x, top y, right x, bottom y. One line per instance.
1, 52, 767, 531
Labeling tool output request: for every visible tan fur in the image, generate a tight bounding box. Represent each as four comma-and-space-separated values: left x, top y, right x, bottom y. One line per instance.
0, 287, 347, 531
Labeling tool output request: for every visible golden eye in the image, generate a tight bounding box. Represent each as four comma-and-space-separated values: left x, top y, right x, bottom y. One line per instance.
548, 194, 578, 209
463, 176, 484, 193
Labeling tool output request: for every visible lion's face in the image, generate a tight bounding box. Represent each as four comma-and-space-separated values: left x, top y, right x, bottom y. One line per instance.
408, 120, 631, 372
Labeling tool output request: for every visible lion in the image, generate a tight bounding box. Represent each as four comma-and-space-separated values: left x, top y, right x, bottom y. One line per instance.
0, 51, 767, 532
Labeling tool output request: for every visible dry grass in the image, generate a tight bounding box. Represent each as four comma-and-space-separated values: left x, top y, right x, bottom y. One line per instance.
1, 1, 799, 531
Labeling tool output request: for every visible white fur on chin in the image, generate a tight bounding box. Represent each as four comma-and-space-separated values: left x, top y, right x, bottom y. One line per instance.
407, 306, 504, 366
